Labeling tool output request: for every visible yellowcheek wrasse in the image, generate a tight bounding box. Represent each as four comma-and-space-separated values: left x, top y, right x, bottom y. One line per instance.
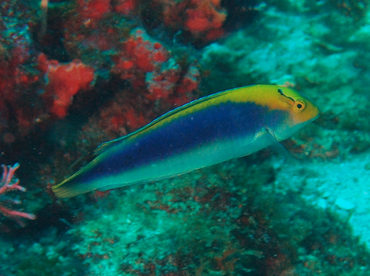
52, 85, 319, 198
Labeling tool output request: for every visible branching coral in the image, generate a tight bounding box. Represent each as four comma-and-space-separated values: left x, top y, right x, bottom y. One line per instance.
0, 163, 35, 226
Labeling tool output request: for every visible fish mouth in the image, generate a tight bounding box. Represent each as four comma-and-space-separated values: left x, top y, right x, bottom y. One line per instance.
310, 111, 320, 123
302, 113, 319, 128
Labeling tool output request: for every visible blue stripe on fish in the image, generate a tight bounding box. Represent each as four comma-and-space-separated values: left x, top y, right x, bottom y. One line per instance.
73, 102, 271, 184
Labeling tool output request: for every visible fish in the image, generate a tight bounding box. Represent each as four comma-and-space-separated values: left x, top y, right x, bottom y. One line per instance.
52, 85, 319, 198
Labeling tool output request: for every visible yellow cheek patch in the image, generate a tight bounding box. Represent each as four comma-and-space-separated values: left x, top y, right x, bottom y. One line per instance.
278, 94, 295, 108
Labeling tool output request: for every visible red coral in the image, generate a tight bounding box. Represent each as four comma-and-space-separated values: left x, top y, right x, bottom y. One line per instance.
39, 54, 95, 118
145, 61, 199, 104
185, 0, 226, 34
0, 43, 32, 104
124, 106, 148, 130
146, 68, 181, 101
98, 94, 150, 135
113, 0, 137, 15
162, 0, 227, 43
78, 0, 111, 22
177, 64, 200, 95
123, 30, 168, 72
98, 61, 199, 136
100, 28, 200, 137
0, 39, 40, 137
113, 29, 169, 82
171, 64, 200, 106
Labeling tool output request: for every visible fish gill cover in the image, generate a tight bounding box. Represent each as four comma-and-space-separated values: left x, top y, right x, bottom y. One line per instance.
0, 0, 370, 275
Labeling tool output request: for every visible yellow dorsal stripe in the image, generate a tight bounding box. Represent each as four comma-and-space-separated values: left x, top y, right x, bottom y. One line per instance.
96, 85, 291, 155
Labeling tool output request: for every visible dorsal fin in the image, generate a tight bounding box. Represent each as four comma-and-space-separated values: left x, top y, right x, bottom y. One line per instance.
94, 136, 128, 155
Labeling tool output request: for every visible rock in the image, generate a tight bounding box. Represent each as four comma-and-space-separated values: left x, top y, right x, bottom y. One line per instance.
335, 198, 355, 210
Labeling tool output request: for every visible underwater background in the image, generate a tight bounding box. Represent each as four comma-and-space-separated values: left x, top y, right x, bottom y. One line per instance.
1, 0, 370, 275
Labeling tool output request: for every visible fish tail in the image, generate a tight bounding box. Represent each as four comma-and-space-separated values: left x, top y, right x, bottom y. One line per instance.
52, 176, 91, 198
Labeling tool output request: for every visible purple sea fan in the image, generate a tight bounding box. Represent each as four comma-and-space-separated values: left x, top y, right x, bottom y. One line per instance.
0, 163, 36, 226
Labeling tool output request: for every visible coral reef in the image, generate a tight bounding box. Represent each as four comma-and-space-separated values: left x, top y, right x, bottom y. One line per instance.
0, 1, 45, 138
1, 0, 370, 275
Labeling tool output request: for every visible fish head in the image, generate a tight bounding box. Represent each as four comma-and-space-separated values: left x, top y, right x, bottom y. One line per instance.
262, 86, 320, 141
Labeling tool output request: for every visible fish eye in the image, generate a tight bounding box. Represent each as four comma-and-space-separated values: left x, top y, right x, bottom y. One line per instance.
294, 100, 305, 112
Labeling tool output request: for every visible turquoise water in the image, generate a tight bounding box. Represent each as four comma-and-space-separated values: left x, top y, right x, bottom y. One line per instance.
1, 0, 370, 275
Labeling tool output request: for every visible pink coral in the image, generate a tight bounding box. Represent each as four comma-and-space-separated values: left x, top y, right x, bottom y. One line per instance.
0, 163, 35, 227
